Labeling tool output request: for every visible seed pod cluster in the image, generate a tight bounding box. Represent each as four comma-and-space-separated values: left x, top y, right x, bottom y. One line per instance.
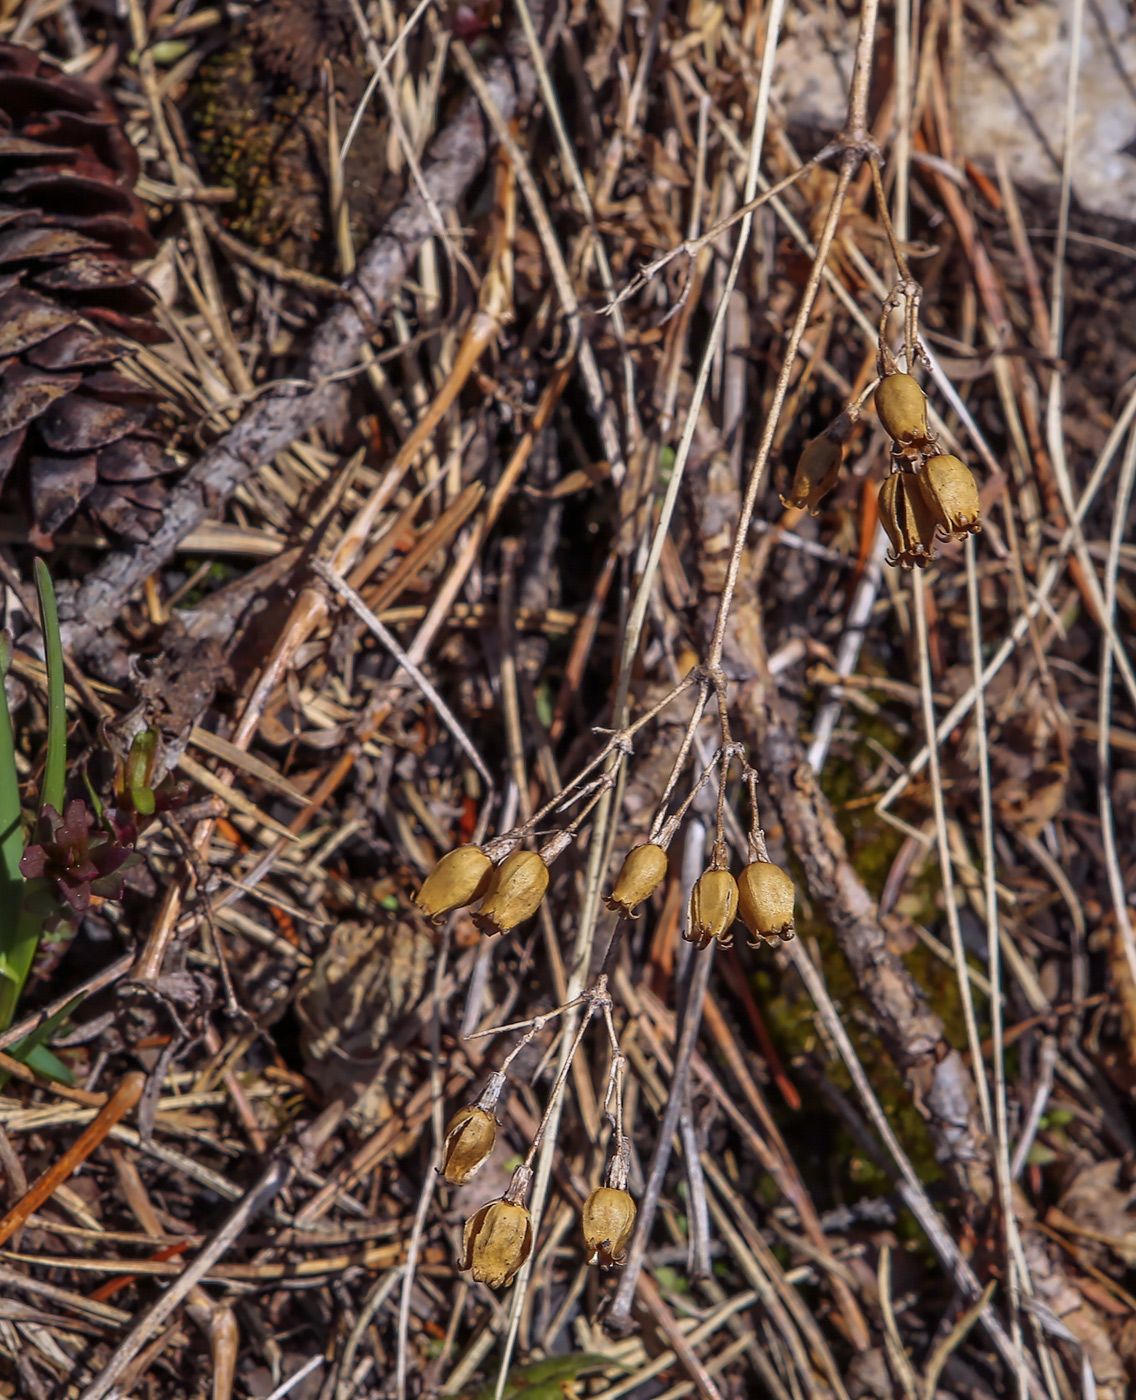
873, 373, 982, 568
414, 845, 550, 936
456, 1146, 639, 1287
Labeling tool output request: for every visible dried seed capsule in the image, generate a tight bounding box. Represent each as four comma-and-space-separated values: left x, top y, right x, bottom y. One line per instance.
582, 1187, 637, 1266
413, 845, 493, 923
874, 373, 930, 447
605, 843, 669, 918
441, 1105, 496, 1185
738, 861, 796, 945
878, 472, 937, 569
781, 433, 843, 514
472, 849, 549, 935
918, 453, 981, 539
461, 1199, 533, 1288
685, 869, 739, 950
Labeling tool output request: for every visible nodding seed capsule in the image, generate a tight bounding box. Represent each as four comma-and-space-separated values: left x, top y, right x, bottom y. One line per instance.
781, 433, 843, 514
413, 846, 493, 923
738, 861, 796, 945
875, 372, 931, 447
879, 472, 938, 569
472, 849, 549, 936
582, 1187, 637, 1266
605, 843, 669, 919
685, 869, 739, 950
441, 1105, 496, 1185
918, 454, 982, 539
461, 1199, 533, 1288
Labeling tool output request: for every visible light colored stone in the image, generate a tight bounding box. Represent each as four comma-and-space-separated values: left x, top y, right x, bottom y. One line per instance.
955, 0, 1136, 221
771, 0, 1136, 221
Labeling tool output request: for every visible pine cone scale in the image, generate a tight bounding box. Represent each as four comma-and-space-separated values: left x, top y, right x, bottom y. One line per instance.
35, 252, 139, 292
30, 450, 96, 533
25, 323, 124, 370
0, 39, 171, 542
0, 363, 79, 435
0, 287, 79, 355
39, 393, 152, 453
0, 225, 106, 261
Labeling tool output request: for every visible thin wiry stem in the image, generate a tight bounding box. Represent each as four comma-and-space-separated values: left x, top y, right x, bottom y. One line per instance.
607, 824, 717, 1333
510, 0, 640, 441
312, 559, 494, 795
704, 152, 859, 675
785, 937, 1046, 1399
603, 153, 835, 312
491, 0, 792, 1380
702, 0, 883, 678
876, 383, 1136, 819
966, 535, 1029, 1399
1097, 424, 1136, 1005
911, 568, 993, 1140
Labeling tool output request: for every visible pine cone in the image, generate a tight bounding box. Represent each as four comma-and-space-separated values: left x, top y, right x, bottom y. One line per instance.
0, 41, 173, 545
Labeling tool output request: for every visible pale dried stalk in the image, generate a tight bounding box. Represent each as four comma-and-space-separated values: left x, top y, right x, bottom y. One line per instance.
911, 568, 993, 1142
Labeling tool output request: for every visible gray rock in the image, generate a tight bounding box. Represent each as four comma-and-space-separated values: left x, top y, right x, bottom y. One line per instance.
773, 0, 1136, 221
956, 0, 1136, 221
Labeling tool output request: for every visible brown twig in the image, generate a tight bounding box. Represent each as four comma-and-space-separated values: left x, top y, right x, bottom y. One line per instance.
60, 22, 544, 661
75, 1155, 295, 1400
0, 1072, 146, 1249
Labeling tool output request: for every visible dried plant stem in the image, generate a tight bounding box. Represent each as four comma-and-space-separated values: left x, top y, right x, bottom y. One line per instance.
878, 1245, 920, 1400
1011, 1037, 1058, 1181
76, 1156, 295, 1400
605, 154, 834, 311
876, 382, 1136, 818
705, 161, 857, 672
395, 924, 452, 1400
511, 0, 640, 440
449, 38, 623, 482
911, 568, 993, 1139
1096, 424, 1136, 1000
785, 939, 1045, 1399
0, 1073, 145, 1248
311, 559, 493, 793
968, 535, 1030, 1399
607, 828, 715, 1331
62, 33, 541, 655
